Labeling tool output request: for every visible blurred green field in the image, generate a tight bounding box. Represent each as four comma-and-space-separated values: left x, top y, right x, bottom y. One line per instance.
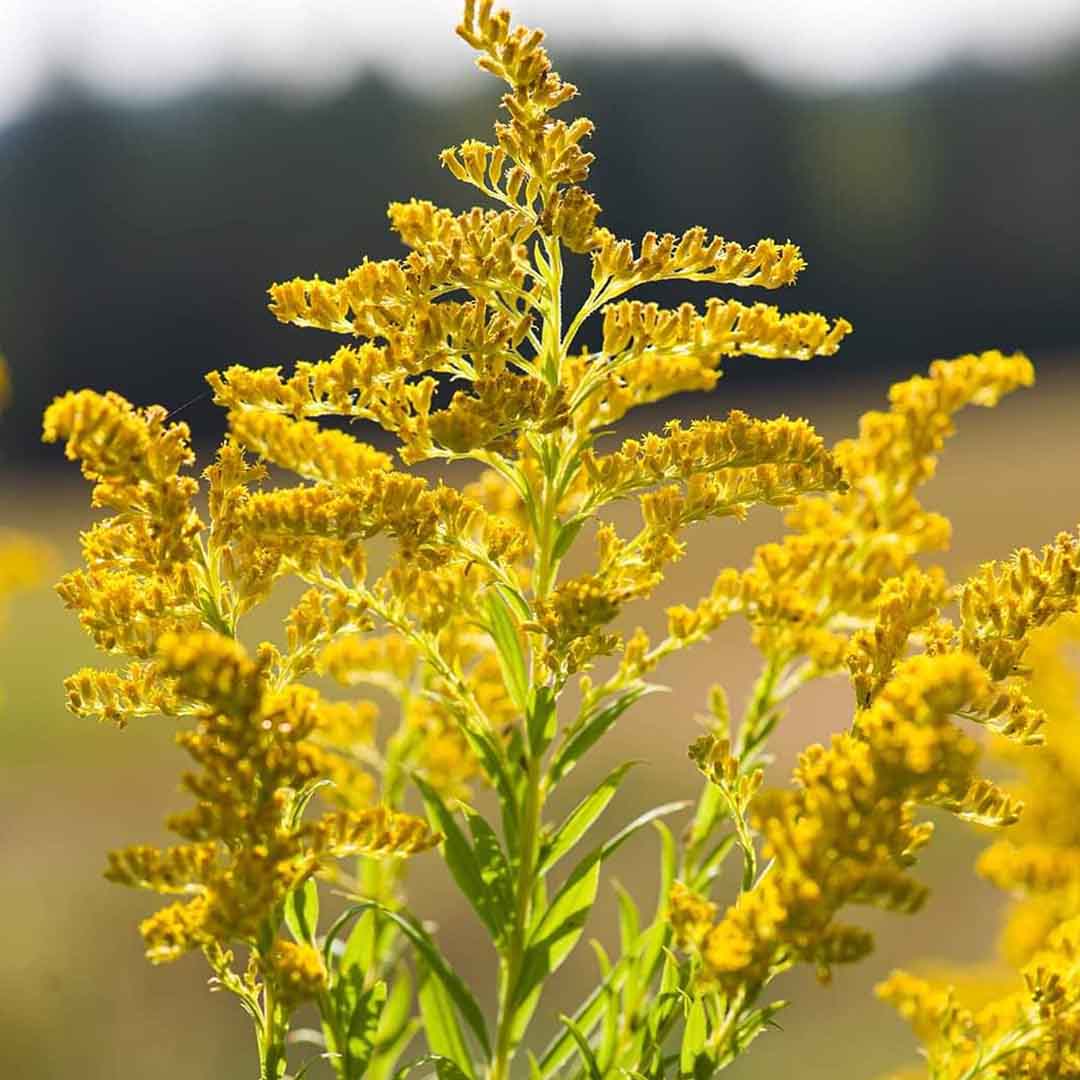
2, 358, 1078, 1079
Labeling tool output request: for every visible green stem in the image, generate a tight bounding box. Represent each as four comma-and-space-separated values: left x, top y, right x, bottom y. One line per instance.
734, 654, 786, 765
488, 214, 572, 1080
491, 755, 545, 1080
258, 975, 288, 1080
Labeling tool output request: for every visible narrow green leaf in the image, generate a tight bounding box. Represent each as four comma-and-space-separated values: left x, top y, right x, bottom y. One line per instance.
602, 802, 690, 862
339, 909, 377, 983
331, 910, 379, 1049
369, 985, 421, 1080
375, 969, 414, 1053
539, 761, 637, 874
287, 778, 334, 830
343, 902, 491, 1062
680, 998, 708, 1078
284, 877, 319, 946
369, 1023, 421, 1080
591, 944, 620, 1075
550, 686, 662, 786
634, 919, 671, 1005
295, 1053, 341, 1080
718, 1000, 788, 1067
515, 858, 600, 1011
527, 685, 558, 758
345, 980, 388, 1078
486, 588, 529, 712
551, 517, 587, 562
537, 969, 618, 1077
454, 721, 519, 858
463, 805, 513, 918
613, 881, 640, 956
559, 1015, 603, 1080
654, 821, 678, 915
417, 958, 473, 1079
514, 802, 688, 1013
692, 833, 738, 891
394, 1053, 473, 1080
415, 775, 507, 943
659, 950, 680, 996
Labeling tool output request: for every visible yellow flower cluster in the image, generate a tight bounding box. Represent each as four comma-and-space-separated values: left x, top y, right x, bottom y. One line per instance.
665, 353, 1079, 1003
878, 917, 1080, 1079
673, 654, 1008, 989
736, 351, 1036, 673
269, 941, 328, 1007
105, 630, 437, 964
878, 617, 1080, 1078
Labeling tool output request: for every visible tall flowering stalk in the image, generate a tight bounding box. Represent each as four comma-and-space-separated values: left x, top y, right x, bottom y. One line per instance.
43, 3, 1080, 1078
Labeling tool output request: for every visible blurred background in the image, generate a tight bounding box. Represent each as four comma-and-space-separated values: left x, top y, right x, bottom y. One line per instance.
1, 1, 1079, 1077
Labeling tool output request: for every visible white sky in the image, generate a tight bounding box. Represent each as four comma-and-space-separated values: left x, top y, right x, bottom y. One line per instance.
3, 0, 1080, 127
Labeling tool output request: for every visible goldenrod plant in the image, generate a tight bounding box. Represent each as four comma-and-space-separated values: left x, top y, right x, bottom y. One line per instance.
42, 3, 1080, 1078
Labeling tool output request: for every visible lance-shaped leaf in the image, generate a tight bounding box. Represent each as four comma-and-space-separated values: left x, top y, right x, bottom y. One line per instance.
550, 686, 661, 786
284, 878, 320, 947
538, 761, 638, 874
486, 587, 529, 712
334, 902, 491, 1067
511, 803, 688, 1014
415, 775, 510, 944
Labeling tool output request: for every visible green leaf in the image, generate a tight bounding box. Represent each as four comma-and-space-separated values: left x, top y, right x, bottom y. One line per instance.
344, 980, 388, 1078
654, 822, 678, 915
717, 1000, 788, 1068
454, 721, 519, 858
369, 971, 419, 1080
463, 805, 513, 918
295, 1053, 341, 1080
527, 685, 558, 758
284, 878, 319, 946
692, 833, 738, 891
343, 902, 491, 1064
537, 966, 619, 1077
323, 904, 374, 972
613, 881, 640, 957
415, 775, 507, 944
486, 588, 529, 712
559, 1015, 603, 1080
550, 687, 662, 786
340, 909, 378, 982
633, 919, 670, 1008
375, 969, 414, 1052
551, 517, 587, 562
287, 778, 334, 830
394, 1054, 473, 1080
539, 761, 637, 874
418, 958, 473, 1079
514, 802, 688, 1013
679, 997, 708, 1078
589, 944, 620, 1075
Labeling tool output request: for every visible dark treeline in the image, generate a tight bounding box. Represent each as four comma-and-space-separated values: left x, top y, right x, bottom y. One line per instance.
2, 48, 1079, 460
